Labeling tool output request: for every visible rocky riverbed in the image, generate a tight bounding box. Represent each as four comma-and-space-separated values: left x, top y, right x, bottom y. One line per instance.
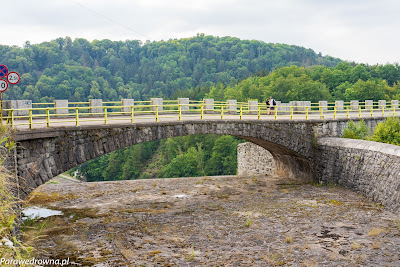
23, 175, 400, 266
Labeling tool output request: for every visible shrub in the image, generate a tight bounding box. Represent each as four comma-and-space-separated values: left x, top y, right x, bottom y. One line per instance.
341, 120, 370, 139
369, 117, 400, 146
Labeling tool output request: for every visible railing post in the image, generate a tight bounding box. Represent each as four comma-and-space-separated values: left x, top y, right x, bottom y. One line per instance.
305, 106, 308, 120
346, 107, 349, 119
10, 109, 14, 128
370, 106, 373, 117
240, 105, 243, 120
75, 107, 79, 126
257, 105, 260, 120
155, 105, 159, 122
221, 105, 224, 120
334, 106, 336, 119
29, 109, 33, 129
393, 105, 396, 117
320, 107, 323, 119
178, 104, 182, 121
104, 107, 108, 125
290, 106, 293, 120
46, 108, 50, 127
382, 105, 385, 117
131, 106, 134, 123
274, 108, 277, 120
200, 104, 204, 120
358, 106, 361, 118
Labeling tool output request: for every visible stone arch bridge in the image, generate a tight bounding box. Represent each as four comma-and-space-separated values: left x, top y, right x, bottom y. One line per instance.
10, 116, 400, 213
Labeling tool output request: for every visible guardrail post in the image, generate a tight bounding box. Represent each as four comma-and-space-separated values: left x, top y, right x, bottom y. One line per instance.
131, 106, 134, 123
75, 108, 79, 126
382, 106, 385, 117
274, 108, 277, 120
240, 105, 243, 120
290, 106, 293, 120
10, 110, 14, 128
358, 106, 361, 118
257, 105, 260, 119
370, 106, 373, 117
393, 105, 396, 117
320, 107, 323, 119
178, 104, 182, 121
104, 107, 108, 124
155, 105, 159, 122
305, 106, 308, 120
46, 108, 50, 127
346, 107, 349, 118
29, 109, 33, 129
221, 105, 224, 119
334, 106, 336, 119
200, 104, 204, 120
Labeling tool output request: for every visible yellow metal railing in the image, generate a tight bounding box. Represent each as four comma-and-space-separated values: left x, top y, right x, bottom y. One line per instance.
1, 100, 399, 129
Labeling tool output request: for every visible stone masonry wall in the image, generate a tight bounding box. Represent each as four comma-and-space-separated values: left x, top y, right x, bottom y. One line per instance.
317, 138, 400, 213
237, 142, 275, 176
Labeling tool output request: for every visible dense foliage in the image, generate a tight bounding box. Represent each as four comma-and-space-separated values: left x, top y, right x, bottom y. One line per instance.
0, 34, 340, 102
177, 64, 400, 102
342, 118, 400, 146
369, 117, 400, 146
69, 135, 243, 182
341, 120, 370, 139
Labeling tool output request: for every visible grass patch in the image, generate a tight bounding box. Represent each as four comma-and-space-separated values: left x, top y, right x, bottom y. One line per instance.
367, 227, 386, 237
26, 191, 77, 205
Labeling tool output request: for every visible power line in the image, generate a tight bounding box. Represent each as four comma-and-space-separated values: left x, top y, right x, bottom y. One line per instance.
70, 0, 151, 40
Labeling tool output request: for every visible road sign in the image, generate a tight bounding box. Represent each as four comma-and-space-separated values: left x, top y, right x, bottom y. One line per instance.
0, 79, 8, 92
7, 72, 20, 84
0, 65, 8, 78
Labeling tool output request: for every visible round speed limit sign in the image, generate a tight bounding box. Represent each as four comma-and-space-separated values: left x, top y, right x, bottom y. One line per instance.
7, 72, 20, 84
0, 79, 8, 92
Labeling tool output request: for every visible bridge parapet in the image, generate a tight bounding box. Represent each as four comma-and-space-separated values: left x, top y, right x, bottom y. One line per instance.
2, 98, 399, 130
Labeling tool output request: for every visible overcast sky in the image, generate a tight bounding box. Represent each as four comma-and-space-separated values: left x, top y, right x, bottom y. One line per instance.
3, 0, 400, 65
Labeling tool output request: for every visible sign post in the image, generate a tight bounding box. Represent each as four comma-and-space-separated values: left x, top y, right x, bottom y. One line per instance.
0, 65, 20, 125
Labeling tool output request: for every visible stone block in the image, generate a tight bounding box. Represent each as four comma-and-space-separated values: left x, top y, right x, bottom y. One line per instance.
151, 98, 163, 112
54, 100, 68, 115
350, 100, 359, 111
391, 100, 399, 109
178, 98, 189, 113
203, 98, 214, 114
365, 100, 373, 110
335, 100, 344, 112
319, 101, 328, 111
378, 100, 387, 110
122, 99, 134, 113
3, 100, 32, 117
248, 100, 258, 115
227, 100, 237, 114
89, 99, 103, 116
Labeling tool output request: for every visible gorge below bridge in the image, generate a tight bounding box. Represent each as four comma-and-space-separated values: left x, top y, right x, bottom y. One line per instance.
9, 116, 400, 213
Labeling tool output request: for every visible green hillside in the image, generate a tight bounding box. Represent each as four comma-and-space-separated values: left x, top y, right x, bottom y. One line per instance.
0, 34, 340, 102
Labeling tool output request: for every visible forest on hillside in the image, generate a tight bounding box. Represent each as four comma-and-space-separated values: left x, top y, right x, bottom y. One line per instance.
0, 34, 340, 102
68, 135, 242, 182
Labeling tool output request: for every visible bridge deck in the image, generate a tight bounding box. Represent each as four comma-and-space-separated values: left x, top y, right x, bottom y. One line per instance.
6, 111, 398, 131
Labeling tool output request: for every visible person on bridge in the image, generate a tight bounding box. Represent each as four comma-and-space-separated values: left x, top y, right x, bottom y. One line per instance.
269, 96, 277, 115
266, 98, 270, 115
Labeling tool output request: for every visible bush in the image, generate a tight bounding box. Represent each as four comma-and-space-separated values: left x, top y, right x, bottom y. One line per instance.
369, 117, 400, 145
341, 120, 370, 139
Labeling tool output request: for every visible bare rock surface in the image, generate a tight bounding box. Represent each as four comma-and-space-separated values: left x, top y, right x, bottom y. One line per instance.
24, 175, 400, 266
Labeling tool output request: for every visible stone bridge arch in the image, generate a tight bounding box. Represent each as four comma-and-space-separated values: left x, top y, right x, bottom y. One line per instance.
14, 119, 324, 197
